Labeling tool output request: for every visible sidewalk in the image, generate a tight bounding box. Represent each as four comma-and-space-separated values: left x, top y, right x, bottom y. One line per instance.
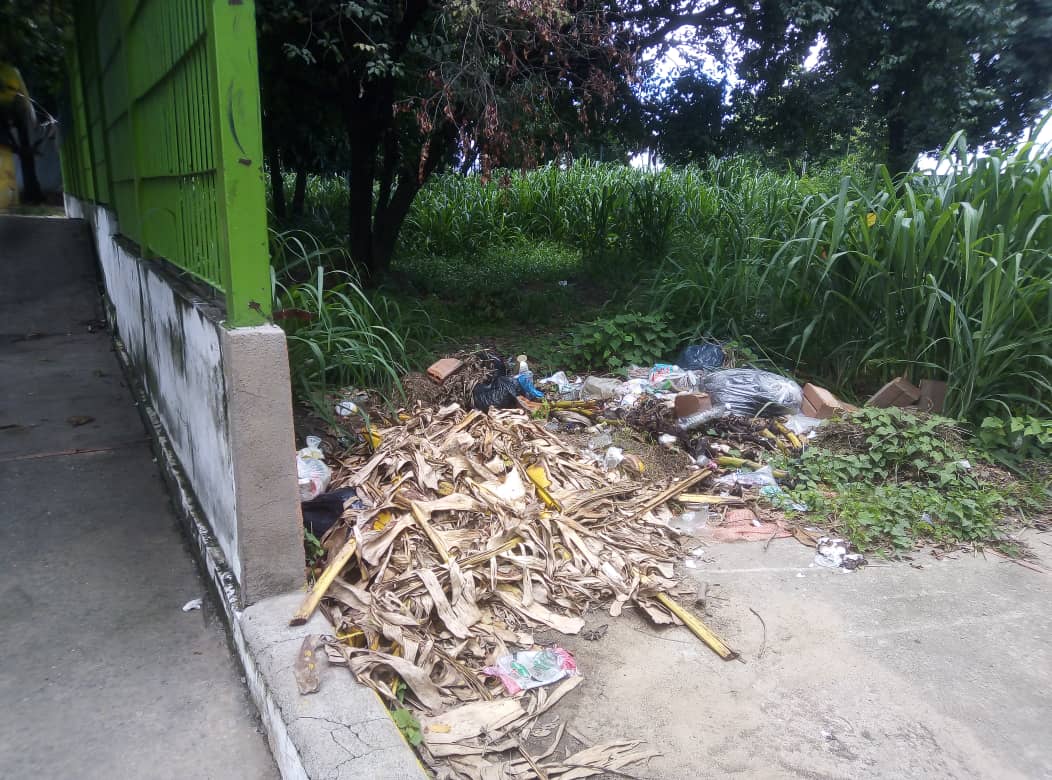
0, 215, 278, 779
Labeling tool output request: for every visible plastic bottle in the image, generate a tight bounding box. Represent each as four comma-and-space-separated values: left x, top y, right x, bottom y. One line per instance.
515, 355, 545, 400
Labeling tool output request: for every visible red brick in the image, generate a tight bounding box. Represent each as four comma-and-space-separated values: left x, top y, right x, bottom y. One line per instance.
801, 397, 819, 418
918, 379, 948, 414
867, 377, 921, 408
674, 392, 712, 418
427, 357, 464, 384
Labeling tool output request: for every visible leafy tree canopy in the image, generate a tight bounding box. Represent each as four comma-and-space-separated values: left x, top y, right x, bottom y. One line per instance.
0, 0, 70, 117
645, 0, 1052, 170
257, 0, 634, 275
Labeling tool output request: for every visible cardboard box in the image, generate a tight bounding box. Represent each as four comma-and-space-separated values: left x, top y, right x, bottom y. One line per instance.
867, 377, 921, 408
802, 383, 855, 419
674, 393, 712, 419
918, 379, 948, 414
427, 357, 464, 384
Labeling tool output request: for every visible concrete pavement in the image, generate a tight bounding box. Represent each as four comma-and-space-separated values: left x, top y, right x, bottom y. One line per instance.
0, 215, 278, 779
556, 532, 1052, 779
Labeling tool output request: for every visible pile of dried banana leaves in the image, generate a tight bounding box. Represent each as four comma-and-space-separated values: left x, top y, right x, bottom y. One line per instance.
296, 404, 733, 778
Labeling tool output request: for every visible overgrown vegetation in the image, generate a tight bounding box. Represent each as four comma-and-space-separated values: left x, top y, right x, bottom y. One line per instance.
978, 415, 1052, 467
270, 131, 1052, 429
271, 229, 410, 399
567, 312, 678, 371
778, 408, 1017, 551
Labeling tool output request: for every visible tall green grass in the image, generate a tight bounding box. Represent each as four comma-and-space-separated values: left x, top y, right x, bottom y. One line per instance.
273, 139, 1051, 421
270, 228, 410, 399
650, 135, 1052, 419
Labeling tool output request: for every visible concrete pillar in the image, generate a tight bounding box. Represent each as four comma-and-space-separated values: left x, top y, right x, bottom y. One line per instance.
222, 324, 305, 603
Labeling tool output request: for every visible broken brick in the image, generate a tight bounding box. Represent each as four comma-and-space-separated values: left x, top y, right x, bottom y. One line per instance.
427, 358, 464, 384
725, 507, 758, 525
866, 377, 921, 408
801, 397, 819, 418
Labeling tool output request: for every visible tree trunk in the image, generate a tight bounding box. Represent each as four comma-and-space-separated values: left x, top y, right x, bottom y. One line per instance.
344, 82, 391, 280
347, 155, 377, 278
267, 146, 286, 219
458, 145, 479, 175
372, 169, 422, 276
292, 164, 307, 215
14, 120, 43, 204
887, 111, 912, 175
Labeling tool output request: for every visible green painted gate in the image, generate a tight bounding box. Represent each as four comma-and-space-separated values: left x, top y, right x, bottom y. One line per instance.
61, 0, 270, 326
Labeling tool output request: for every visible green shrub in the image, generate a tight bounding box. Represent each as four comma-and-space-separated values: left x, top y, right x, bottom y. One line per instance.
567, 312, 678, 370
978, 415, 1052, 465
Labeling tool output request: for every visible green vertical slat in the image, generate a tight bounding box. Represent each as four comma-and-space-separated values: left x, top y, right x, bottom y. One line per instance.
86, 0, 115, 205
205, 0, 270, 325
72, 7, 98, 202
116, 0, 144, 248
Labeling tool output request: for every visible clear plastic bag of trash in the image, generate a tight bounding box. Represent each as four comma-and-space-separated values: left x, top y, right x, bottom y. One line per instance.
676, 343, 725, 372
702, 369, 802, 417
646, 364, 699, 392
297, 436, 331, 501
539, 370, 582, 396
759, 484, 808, 512
814, 537, 866, 570
580, 375, 626, 400
784, 413, 823, 436
484, 647, 578, 695
677, 405, 728, 431
603, 446, 624, 471
667, 507, 710, 536
714, 465, 779, 489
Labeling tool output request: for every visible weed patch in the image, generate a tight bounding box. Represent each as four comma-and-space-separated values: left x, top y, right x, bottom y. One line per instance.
778, 408, 1017, 551
567, 312, 678, 371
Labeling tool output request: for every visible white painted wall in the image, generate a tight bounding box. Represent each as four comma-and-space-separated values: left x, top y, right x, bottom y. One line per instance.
67, 197, 241, 582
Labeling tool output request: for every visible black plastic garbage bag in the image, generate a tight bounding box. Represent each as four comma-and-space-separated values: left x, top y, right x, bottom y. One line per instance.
468, 349, 522, 411
702, 368, 802, 417
301, 487, 362, 538
472, 375, 520, 411
677, 343, 725, 371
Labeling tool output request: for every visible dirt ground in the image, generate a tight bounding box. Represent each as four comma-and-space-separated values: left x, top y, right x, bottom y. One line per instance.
547, 531, 1052, 779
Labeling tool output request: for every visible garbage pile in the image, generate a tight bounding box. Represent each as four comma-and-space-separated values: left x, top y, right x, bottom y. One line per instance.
291, 404, 736, 778
293, 345, 951, 777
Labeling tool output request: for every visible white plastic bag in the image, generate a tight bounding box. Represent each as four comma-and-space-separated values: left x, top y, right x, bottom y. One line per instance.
784, 413, 823, 435
539, 370, 581, 396
580, 376, 626, 400
296, 435, 331, 501
603, 446, 624, 471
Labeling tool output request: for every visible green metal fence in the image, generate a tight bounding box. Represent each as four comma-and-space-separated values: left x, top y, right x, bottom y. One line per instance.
60, 0, 270, 326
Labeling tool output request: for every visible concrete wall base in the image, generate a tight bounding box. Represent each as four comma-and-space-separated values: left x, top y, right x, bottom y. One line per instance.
66, 195, 302, 604
115, 335, 425, 780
